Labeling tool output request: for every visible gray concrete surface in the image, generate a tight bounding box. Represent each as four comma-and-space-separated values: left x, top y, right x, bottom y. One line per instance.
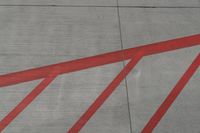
0, 0, 116, 6
0, 1, 199, 133
118, 0, 200, 7
120, 8, 200, 133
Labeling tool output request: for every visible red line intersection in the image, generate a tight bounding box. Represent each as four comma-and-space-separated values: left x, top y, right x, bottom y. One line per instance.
0, 34, 200, 133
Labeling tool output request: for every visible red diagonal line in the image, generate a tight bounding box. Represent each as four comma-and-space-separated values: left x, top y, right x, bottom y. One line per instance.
0, 68, 60, 132
67, 51, 144, 133
141, 53, 200, 133
0, 34, 200, 87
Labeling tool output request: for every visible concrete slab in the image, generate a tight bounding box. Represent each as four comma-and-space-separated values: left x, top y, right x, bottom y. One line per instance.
119, 8, 200, 133
1, 63, 131, 133
0, 7, 131, 133
155, 66, 200, 133
119, 8, 200, 48
0, 0, 116, 6
126, 48, 200, 133
0, 2, 199, 133
0, 6, 120, 74
118, 0, 200, 7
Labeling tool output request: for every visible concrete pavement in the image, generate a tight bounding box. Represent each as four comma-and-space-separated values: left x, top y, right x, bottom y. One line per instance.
0, 1, 200, 133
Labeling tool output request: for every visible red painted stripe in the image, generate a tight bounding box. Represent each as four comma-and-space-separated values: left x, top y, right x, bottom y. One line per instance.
67, 51, 144, 133
0, 68, 60, 132
142, 53, 200, 133
0, 34, 200, 87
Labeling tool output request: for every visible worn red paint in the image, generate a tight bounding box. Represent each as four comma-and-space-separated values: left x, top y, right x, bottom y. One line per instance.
68, 51, 144, 133
142, 53, 200, 133
0, 34, 200, 87
0, 34, 199, 133
0, 68, 60, 132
